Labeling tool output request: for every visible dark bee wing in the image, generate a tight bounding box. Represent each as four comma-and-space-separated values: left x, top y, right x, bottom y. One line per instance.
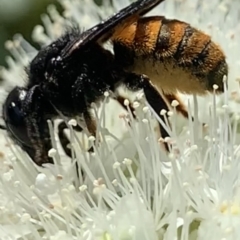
61, 0, 164, 59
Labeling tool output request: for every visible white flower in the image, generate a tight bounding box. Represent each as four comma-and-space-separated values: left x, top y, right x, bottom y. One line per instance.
0, 0, 240, 239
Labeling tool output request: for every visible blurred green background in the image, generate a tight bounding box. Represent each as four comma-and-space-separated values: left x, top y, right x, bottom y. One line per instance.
0, 0, 103, 67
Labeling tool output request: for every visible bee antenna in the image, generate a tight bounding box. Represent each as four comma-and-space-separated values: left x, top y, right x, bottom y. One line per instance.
0, 124, 6, 130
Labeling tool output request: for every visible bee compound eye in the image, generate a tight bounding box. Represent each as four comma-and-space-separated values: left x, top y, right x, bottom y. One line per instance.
3, 88, 32, 148
6, 101, 33, 148
7, 101, 24, 126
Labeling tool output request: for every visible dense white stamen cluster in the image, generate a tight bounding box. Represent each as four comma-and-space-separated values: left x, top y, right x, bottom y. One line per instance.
0, 0, 240, 239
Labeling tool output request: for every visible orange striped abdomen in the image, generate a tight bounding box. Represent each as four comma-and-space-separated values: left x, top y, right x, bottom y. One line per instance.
112, 16, 228, 94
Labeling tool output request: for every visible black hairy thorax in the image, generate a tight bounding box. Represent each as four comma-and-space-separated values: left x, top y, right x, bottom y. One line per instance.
27, 32, 117, 117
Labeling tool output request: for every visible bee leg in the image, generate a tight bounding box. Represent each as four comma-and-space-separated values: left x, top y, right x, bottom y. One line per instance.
142, 81, 171, 151
58, 121, 71, 157
83, 110, 97, 137
83, 110, 97, 152
122, 72, 171, 150
23, 86, 55, 165
71, 77, 97, 151
57, 121, 85, 180
163, 93, 207, 132
163, 92, 192, 120
113, 95, 136, 118
58, 121, 83, 157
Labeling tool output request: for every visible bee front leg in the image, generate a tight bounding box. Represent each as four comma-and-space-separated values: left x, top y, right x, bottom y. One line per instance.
58, 121, 84, 157
71, 78, 98, 151
121, 73, 171, 150
57, 121, 85, 179
23, 86, 55, 166
83, 110, 97, 139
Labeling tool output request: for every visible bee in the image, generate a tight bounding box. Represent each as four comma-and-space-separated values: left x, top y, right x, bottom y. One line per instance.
1, 0, 227, 166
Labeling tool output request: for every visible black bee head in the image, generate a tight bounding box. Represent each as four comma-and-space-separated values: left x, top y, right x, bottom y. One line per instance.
3, 87, 35, 157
